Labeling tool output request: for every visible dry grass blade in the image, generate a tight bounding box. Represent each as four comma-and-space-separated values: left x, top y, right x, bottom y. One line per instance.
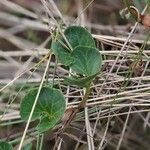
0, 0, 150, 149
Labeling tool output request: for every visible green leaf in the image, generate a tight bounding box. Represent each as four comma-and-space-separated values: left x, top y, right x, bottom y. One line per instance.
51, 39, 74, 66
51, 26, 96, 66
63, 74, 97, 87
20, 87, 66, 133
0, 141, 13, 150
70, 46, 102, 76
64, 26, 96, 49
21, 143, 32, 150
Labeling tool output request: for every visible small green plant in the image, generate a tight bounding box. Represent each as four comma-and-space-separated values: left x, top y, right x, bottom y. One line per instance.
0, 141, 13, 150
52, 26, 102, 88
0, 26, 102, 149
19, 25, 102, 133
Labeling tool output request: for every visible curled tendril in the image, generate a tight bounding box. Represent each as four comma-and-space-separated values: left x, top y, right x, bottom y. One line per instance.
120, 6, 140, 22
128, 6, 141, 22
120, 4, 150, 28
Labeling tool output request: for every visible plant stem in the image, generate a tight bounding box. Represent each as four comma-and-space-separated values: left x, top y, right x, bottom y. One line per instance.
147, 0, 150, 13
79, 86, 91, 109
45, 59, 51, 85
123, 0, 130, 9
39, 134, 44, 150
36, 134, 40, 150
51, 59, 58, 88
56, 84, 92, 136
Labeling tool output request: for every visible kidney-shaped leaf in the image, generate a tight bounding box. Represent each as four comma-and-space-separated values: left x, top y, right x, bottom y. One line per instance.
20, 87, 66, 133
70, 46, 102, 76
0, 141, 13, 150
51, 26, 96, 66
51, 39, 74, 66
64, 26, 96, 49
